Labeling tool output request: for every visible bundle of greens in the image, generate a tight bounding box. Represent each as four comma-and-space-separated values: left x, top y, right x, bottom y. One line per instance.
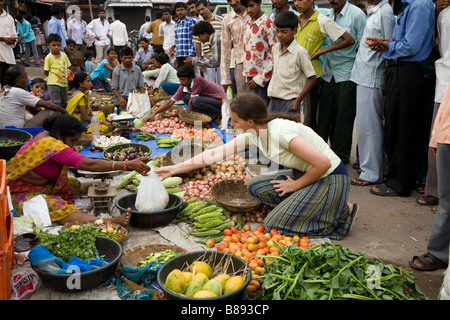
36, 227, 100, 262
256, 242, 429, 300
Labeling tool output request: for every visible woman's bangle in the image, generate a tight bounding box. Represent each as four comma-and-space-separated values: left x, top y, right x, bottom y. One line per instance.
123, 160, 128, 171
112, 161, 116, 170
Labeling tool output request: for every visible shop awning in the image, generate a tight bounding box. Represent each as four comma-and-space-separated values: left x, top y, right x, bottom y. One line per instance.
106, 0, 153, 7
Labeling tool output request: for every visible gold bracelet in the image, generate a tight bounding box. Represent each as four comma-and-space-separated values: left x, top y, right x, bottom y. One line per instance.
112, 161, 116, 170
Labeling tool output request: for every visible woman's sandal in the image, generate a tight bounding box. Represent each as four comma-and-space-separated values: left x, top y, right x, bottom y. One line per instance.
409, 253, 447, 271
348, 203, 359, 233
416, 195, 439, 206
369, 185, 399, 197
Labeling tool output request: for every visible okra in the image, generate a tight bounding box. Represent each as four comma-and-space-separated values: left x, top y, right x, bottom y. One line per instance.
205, 197, 230, 219
195, 210, 225, 221
195, 215, 227, 225
189, 204, 218, 218
189, 229, 222, 237
236, 212, 243, 230
194, 219, 230, 229
186, 197, 198, 204
180, 202, 205, 216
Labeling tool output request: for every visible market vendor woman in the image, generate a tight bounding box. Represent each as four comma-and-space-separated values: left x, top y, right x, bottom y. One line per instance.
6, 114, 151, 227
66, 72, 113, 135
155, 93, 358, 239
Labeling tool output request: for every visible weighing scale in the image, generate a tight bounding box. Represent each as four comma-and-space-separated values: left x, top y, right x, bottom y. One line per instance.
77, 168, 123, 215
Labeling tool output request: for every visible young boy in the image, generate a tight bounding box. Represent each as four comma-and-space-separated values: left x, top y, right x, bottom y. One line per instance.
65, 39, 85, 89
144, 65, 226, 122
241, 0, 278, 103
267, 11, 316, 118
90, 48, 117, 92
293, 0, 354, 129
111, 46, 145, 111
184, 21, 221, 80
44, 33, 71, 108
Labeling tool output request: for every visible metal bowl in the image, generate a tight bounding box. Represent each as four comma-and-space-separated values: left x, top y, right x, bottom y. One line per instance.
157, 250, 251, 300
0, 128, 32, 161
31, 236, 122, 292
102, 143, 151, 161
116, 193, 183, 228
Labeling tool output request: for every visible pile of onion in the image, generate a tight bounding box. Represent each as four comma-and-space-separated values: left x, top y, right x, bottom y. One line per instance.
229, 205, 271, 224
180, 171, 252, 201
140, 117, 190, 134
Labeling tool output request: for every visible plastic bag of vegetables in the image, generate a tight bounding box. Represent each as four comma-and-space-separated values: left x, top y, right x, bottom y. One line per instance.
135, 169, 169, 212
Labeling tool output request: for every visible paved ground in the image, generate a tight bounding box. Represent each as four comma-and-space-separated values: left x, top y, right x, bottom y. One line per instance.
23, 63, 447, 300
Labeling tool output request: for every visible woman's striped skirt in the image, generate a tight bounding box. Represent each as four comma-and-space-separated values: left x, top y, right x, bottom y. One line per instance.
247, 172, 352, 240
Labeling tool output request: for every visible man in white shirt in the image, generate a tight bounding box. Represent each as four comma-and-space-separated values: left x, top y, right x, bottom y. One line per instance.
67, 9, 87, 52
0, 0, 17, 87
159, 8, 176, 55
86, 9, 112, 64
111, 12, 128, 60
139, 16, 152, 41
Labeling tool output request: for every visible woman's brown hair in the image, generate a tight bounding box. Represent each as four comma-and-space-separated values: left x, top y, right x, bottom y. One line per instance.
229, 93, 301, 124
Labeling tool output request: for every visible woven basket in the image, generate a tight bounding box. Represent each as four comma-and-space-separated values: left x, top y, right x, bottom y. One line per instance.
120, 244, 188, 267
62, 220, 128, 244
179, 109, 211, 126
78, 133, 94, 147
210, 179, 261, 213
158, 105, 185, 119
89, 93, 115, 117
150, 95, 172, 105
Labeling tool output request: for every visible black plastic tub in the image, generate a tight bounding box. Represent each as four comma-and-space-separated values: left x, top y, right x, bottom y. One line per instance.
116, 193, 183, 228
0, 128, 32, 161
157, 250, 252, 300
31, 236, 122, 293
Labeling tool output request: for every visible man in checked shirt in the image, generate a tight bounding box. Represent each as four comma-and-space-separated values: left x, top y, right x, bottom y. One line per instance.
173, 2, 197, 69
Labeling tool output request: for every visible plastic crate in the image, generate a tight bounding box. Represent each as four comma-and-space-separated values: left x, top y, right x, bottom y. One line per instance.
0, 159, 14, 300
4, 126, 44, 136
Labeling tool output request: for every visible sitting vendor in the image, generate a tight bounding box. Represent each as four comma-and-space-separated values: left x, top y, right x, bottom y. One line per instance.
6, 114, 151, 227
66, 72, 113, 134
155, 93, 358, 239
142, 52, 180, 95
144, 65, 225, 122
0, 66, 67, 128
90, 48, 117, 92
112, 46, 145, 111
133, 37, 154, 71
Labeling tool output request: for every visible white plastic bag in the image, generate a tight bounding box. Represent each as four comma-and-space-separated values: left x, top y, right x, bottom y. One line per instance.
439, 248, 450, 300
127, 89, 152, 119
21, 195, 52, 227
135, 169, 169, 212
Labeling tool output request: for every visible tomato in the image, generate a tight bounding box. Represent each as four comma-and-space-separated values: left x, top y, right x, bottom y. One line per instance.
256, 225, 265, 233
243, 224, 251, 232
230, 226, 238, 234
247, 243, 257, 252
205, 239, 215, 248
223, 229, 233, 236
216, 242, 226, 251
269, 229, 278, 237
292, 235, 300, 242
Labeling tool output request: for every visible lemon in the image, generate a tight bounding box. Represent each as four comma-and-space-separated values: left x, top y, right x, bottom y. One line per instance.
107, 227, 114, 234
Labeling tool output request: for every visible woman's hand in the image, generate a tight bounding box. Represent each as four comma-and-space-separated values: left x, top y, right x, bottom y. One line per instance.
154, 165, 178, 180
127, 157, 151, 174
270, 176, 299, 197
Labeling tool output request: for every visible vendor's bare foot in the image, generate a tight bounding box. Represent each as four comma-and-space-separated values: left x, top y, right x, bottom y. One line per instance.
108, 208, 132, 227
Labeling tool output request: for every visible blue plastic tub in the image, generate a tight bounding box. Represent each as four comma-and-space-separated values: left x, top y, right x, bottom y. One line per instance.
4, 126, 44, 137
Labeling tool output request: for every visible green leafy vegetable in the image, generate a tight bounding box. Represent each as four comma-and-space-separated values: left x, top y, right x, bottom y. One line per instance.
256, 242, 430, 300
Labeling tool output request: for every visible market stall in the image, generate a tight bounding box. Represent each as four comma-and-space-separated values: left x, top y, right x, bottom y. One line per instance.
2, 90, 432, 301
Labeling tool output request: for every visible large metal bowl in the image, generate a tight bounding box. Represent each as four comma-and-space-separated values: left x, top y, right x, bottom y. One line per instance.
0, 129, 32, 161
157, 250, 251, 300
116, 193, 183, 228
102, 143, 151, 161
31, 236, 122, 293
